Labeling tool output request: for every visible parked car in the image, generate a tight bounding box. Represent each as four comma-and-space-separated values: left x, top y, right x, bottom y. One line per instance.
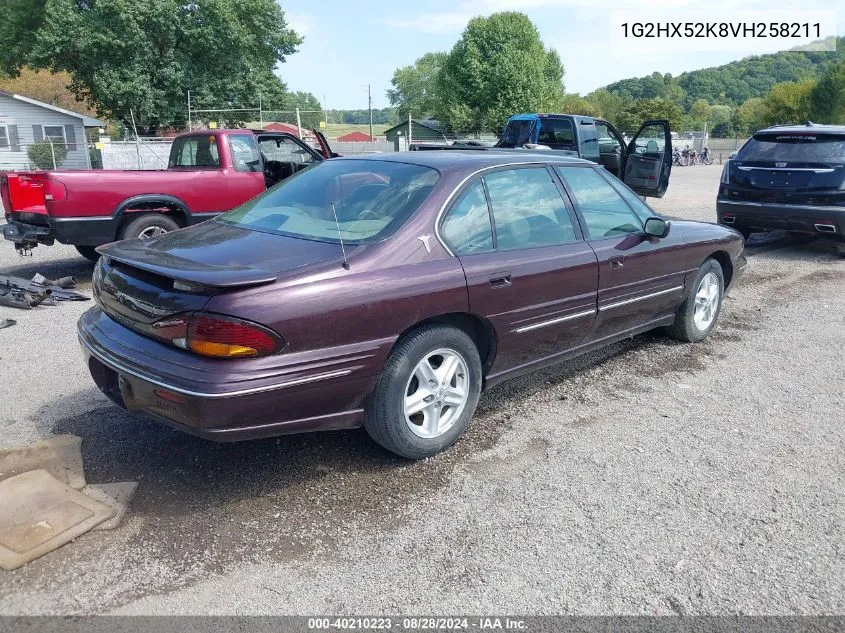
412, 114, 674, 198
717, 123, 845, 249
78, 151, 745, 459
1, 128, 335, 261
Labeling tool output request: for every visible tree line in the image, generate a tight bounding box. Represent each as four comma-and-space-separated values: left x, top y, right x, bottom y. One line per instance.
388, 17, 845, 136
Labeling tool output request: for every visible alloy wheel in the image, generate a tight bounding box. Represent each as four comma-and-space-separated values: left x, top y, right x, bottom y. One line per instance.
138, 226, 169, 239
693, 271, 720, 330
404, 348, 469, 439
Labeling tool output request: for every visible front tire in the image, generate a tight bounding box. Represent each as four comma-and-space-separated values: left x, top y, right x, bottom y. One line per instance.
119, 213, 180, 241
667, 259, 725, 343
365, 324, 482, 459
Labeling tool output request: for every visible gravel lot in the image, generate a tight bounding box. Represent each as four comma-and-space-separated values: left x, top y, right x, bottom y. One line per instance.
1, 164, 843, 615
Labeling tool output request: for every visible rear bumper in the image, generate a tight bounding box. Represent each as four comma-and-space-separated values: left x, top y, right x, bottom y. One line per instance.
77, 307, 370, 441
2, 219, 54, 248
3, 215, 117, 247
716, 199, 845, 235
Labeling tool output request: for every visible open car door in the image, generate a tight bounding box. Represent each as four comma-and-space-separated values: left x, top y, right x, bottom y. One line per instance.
623, 120, 672, 198
312, 129, 340, 159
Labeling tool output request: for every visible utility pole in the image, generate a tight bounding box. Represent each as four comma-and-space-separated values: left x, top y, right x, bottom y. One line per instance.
323, 93, 328, 128
368, 84, 373, 141
408, 111, 412, 149
296, 107, 302, 138
187, 90, 192, 132
258, 93, 263, 129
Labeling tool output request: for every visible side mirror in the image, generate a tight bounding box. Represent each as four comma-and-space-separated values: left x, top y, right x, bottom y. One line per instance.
644, 217, 671, 238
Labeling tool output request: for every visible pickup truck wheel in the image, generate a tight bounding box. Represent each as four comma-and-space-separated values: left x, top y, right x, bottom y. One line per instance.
120, 214, 180, 241
365, 325, 482, 460
666, 258, 724, 343
74, 246, 100, 262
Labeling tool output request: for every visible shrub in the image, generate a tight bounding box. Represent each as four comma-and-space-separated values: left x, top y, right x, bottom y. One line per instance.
27, 140, 68, 169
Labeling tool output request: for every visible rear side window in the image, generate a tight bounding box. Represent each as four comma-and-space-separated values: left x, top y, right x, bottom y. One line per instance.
556, 166, 643, 238
441, 181, 494, 255
485, 168, 577, 250
737, 133, 845, 163
537, 118, 575, 148
169, 135, 220, 168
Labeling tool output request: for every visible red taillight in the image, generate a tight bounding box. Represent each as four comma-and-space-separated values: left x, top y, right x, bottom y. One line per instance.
151, 312, 282, 359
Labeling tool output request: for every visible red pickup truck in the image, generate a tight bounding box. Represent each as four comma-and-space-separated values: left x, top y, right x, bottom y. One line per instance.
2, 128, 334, 261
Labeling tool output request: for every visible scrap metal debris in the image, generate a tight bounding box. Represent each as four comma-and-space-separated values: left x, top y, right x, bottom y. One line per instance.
0, 318, 15, 329
0, 435, 138, 570
0, 273, 88, 309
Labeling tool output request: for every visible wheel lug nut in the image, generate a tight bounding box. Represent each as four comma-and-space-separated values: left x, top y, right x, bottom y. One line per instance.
424, 395, 434, 402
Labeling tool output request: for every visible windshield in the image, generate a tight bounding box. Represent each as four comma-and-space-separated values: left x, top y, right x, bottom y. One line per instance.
218, 159, 440, 244
737, 133, 845, 164
497, 119, 534, 148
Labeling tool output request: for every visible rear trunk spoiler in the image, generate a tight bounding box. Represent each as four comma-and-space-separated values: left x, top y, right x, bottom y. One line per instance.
97, 241, 278, 288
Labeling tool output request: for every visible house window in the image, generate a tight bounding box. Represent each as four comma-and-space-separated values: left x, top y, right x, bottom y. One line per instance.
42, 125, 66, 145
0, 125, 8, 149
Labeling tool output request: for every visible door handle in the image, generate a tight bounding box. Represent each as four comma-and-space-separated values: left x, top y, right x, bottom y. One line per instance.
608, 256, 624, 269
488, 271, 512, 288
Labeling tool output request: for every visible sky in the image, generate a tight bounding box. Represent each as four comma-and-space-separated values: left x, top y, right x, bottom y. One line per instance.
277, 0, 843, 111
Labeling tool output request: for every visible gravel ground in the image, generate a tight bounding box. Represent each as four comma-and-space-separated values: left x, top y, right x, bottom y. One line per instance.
0, 164, 843, 615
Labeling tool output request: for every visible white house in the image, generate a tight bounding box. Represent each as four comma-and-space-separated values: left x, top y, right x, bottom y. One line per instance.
0, 90, 105, 170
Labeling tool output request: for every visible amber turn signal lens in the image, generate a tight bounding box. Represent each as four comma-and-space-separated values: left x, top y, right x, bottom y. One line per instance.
188, 340, 260, 358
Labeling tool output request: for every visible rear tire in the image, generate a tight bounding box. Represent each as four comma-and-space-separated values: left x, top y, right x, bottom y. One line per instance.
119, 213, 180, 241
365, 324, 482, 459
75, 245, 100, 262
667, 258, 725, 343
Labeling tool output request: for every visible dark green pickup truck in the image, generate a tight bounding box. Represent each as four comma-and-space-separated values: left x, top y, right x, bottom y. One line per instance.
412, 113, 673, 198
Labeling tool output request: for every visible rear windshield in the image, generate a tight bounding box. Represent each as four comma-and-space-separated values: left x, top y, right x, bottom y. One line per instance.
497, 119, 534, 148
737, 133, 845, 164
168, 135, 220, 168
218, 159, 440, 244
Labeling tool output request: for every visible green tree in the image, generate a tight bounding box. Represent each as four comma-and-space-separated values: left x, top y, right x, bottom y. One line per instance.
435, 12, 564, 132
762, 79, 816, 126
0, 0, 302, 133
559, 93, 602, 117
616, 98, 683, 133
688, 99, 712, 129
585, 88, 625, 125
733, 97, 767, 135
809, 61, 845, 124
387, 52, 446, 118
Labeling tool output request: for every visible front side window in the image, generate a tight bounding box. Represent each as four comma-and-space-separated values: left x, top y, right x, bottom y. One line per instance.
596, 122, 622, 153
631, 123, 666, 155
220, 159, 439, 244
556, 166, 643, 238
441, 181, 493, 255
485, 168, 577, 250
43, 125, 65, 145
169, 135, 220, 168
259, 136, 316, 165
230, 135, 261, 173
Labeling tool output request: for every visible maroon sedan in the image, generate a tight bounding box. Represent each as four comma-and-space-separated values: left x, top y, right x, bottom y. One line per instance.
79, 150, 745, 459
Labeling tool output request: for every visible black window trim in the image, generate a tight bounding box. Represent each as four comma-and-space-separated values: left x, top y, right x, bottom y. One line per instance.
553, 164, 647, 242
438, 162, 586, 256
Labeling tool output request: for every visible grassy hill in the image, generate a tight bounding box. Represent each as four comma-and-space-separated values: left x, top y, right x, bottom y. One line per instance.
603, 37, 844, 107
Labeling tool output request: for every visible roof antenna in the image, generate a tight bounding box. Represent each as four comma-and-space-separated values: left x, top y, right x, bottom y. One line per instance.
330, 202, 350, 270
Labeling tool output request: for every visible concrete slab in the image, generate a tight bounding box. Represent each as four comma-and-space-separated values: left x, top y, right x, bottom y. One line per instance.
0, 469, 114, 571
0, 434, 85, 489
82, 482, 138, 530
